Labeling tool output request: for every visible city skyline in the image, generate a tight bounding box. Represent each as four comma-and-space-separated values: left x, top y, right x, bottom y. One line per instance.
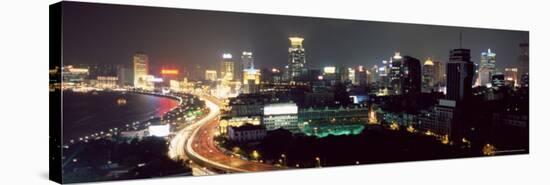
51, 2, 529, 183
63, 2, 528, 72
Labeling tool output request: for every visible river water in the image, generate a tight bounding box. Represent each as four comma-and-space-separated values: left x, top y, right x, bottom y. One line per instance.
62, 91, 179, 143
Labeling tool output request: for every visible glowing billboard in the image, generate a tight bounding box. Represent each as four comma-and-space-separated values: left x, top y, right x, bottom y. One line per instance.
148, 124, 170, 137
263, 103, 298, 115
161, 69, 179, 75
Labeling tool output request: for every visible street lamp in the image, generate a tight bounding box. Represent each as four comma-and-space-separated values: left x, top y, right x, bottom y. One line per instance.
281, 154, 287, 166
251, 150, 260, 161
315, 157, 321, 167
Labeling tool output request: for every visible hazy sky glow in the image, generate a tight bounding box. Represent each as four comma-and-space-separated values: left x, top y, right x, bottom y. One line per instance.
63, 2, 528, 73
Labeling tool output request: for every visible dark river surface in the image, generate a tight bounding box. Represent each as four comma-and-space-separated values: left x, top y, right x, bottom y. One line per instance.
62, 91, 179, 143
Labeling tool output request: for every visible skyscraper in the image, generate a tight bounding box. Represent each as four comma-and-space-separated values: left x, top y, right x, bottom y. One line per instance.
370, 65, 380, 84
288, 37, 307, 81
389, 52, 403, 95
117, 65, 133, 87
378, 60, 390, 88
235, 51, 254, 82
133, 52, 150, 89
191, 65, 203, 81
518, 43, 529, 76
504, 68, 518, 87
243, 67, 261, 94
422, 58, 435, 92
433, 60, 444, 86
205, 70, 217, 81
338, 66, 350, 83
446, 49, 474, 102
220, 53, 235, 81
348, 67, 356, 85
476, 49, 496, 87
402, 56, 422, 95
241, 51, 254, 71
354, 66, 368, 86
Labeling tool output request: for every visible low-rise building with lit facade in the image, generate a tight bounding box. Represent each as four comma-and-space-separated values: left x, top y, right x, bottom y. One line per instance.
417, 99, 456, 138
298, 106, 369, 123
95, 76, 118, 89
227, 124, 267, 143
219, 116, 261, 135
62, 65, 89, 85
262, 102, 299, 132
205, 70, 217, 81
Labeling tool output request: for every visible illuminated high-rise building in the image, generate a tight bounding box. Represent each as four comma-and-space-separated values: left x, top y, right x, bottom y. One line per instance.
133, 52, 150, 89
378, 60, 390, 88
243, 66, 261, 94
432, 60, 444, 86
446, 48, 474, 102
504, 68, 518, 87
238, 51, 254, 81
476, 49, 496, 87
422, 58, 435, 92
518, 43, 529, 76
205, 70, 217, 81
336, 66, 349, 83
348, 68, 356, 84
241, 51, 254, 71
220, 53, 235, 81
389, 52, 404, 94
354, 66, 368, 86
370, 65, 380, 84
288, 37, 307, 81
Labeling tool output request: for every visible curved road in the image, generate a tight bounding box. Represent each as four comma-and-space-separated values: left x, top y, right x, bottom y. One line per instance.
174, 94, 282, 174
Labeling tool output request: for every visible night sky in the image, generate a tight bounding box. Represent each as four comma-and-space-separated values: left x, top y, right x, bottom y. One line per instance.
62, 2, 528, 74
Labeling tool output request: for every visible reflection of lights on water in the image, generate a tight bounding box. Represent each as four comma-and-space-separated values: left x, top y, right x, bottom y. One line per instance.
116, 98, 127, 105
